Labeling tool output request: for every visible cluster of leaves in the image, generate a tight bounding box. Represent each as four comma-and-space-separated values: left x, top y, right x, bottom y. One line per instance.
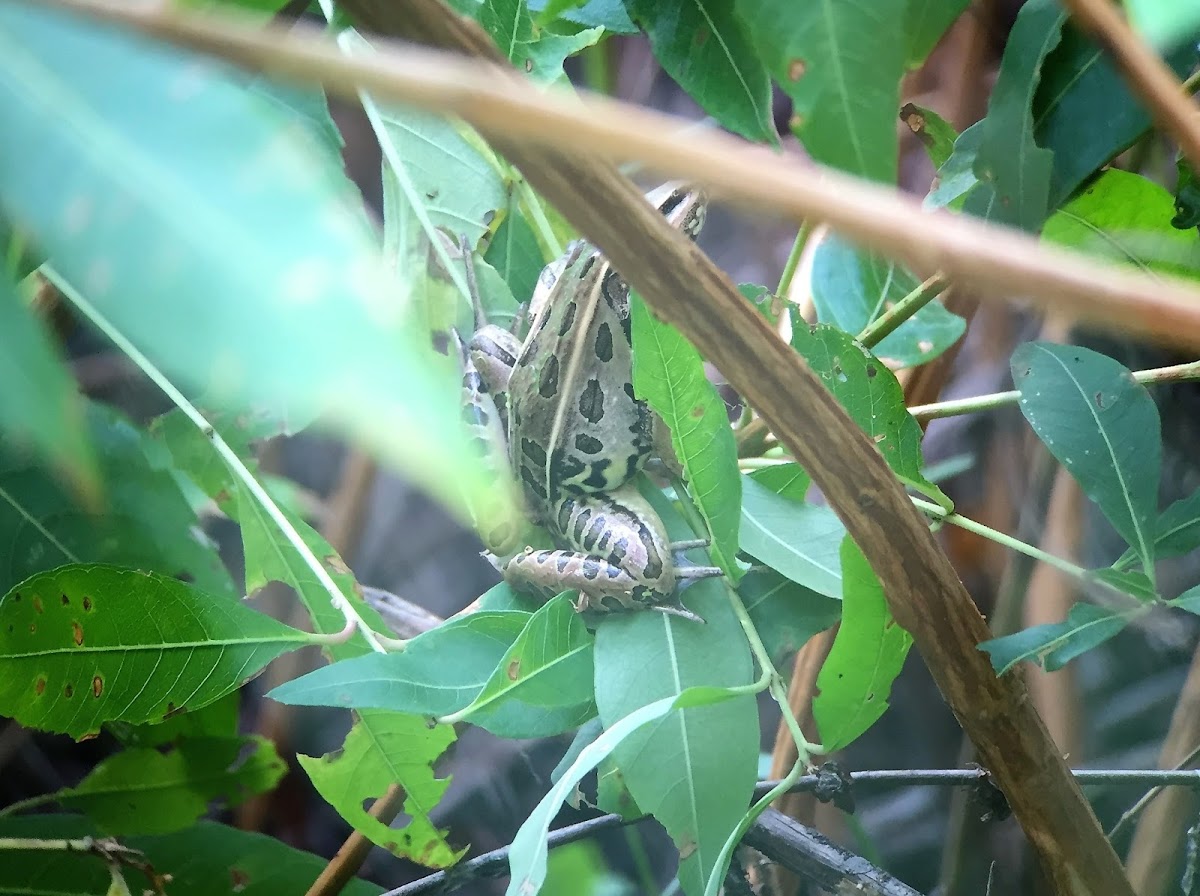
1, 0, 1200, 895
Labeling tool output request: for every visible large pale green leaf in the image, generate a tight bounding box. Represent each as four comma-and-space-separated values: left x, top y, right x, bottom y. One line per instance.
737, 567, 841, 667
904, 0, 970, 67
979, 602, 1142, 675
0, 5, 486, 521
506, 687, 737, 896
740, 474, 844, 599
813, 538, 911, 752
1128, 0, 1200, 49
0, 402, 233, 600
735, 0, 905, 183
0, 816, 384, 896
792, 322, 951, 509
631, 296, 740, 576
808, 234, 965, 368
1012, 342, 1161, 582
297, 710, 461, 868
57, 735, 285, 835
962, 0, 1063, 230
456, 594, 596, 735
629, 0, 774, 143
1034, 24, 1196, 209
1042, 170, 1200, 280
593, 490, 756, 896
0, 564, 310, 739
0, 275, 95, 491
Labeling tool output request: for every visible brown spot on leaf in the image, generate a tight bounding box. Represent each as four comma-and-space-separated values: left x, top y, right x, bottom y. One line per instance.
32, 595, 43, 614
787, 58, 806, 80
34, 676, 46, 696
678, 838, 698, 861
91, 675, 103, 697
72, 621, 84, 646
789, 112, 804, 131
524, 58, 533, 73
690, 404, 705, 419
866, 364, 877, 378
82, 596, 93, 612
695, 26, 709, 47
230, 868, 249, 892
507, 659, 521, 680
1095, 391, 1106, 408
60, 594, 70, 606
64, 683, 74, 698
11, 591, 20, 602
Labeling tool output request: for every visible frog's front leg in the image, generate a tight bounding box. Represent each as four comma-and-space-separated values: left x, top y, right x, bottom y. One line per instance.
500, 483, 689, 614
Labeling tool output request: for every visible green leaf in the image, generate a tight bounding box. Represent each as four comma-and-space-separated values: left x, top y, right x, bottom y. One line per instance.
455, 594, 596, 735
1034, 25, 1196, 209
594, 492, 757, 896
740, 474, 844, 599
905, 0, 970, 67
0, 402, 233, 600
737, 0, 905, 183
979, 602, 1140, 674
0, 5, 487, 521
0, 815, 384, 896
629, 0, 775, 143
529, 0, 637, 32
1128, 0, 1200, 49
926, 120, 983, 209
506, 688, 740, 896
486, 201, 546, 304
738, 567, 841, 667
479, 0, 605, 83
480, 0, 536, 62
0, 276, 96, 493
748, 461, 810, 502
1012, 342, 1161, 583
297, 710, 461, 867
0, 564, 309, 739
813, 538, 912, 752
792, 323, 951, 509
522, 27, 607, 84
269, 611, 525, 712
962, 0, 1063, 230
900, 102, 958, 169
1115, 489, 1200, 569
1168, 584, 1200, 616
1174, 156, 1200, 229
1043, 170, 1200, 280
57, 736, 285, 835
1088, 568, 1157, 603
108, 691, 239, 748
808, 234, 965, 368
631, 296, 741, 576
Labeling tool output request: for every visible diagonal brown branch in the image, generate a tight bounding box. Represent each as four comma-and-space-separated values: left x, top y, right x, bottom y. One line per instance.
32, 0, 1200, 351
27, 1, 1139, 892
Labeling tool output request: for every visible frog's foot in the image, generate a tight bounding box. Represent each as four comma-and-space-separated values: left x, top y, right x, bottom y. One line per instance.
502, 547, 669, 612
669, 537, 710, 552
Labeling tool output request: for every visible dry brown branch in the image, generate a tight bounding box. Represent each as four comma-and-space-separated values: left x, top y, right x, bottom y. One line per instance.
34, 0, 1200, 352
1061, 0, 1200, 169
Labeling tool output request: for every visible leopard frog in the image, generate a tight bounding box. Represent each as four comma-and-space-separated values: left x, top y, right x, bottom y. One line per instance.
461, 184, 706, 615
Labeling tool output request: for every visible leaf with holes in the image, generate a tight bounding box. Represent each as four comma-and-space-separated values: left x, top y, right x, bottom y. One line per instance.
0, 564, 310, 740
792, 323, 951, 510
57, 735, 285, 835
455, 594, 596, 736
740, 475, 844, 599
813, 538, 912, 752
979, 602, 1143, 674
900, 102, 958, 169
0, 5, 488, 523
1012, 342, 1161, 583
629, 0, 774, 143
809, 235, 964, 368
632, 297, 740, 576
735, 0, 905, 183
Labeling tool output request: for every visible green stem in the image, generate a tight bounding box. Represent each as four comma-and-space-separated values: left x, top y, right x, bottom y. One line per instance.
46, 268, 391, 654
516, 173, 564, 261
0, 793, 55, 819
909, 359, 1200, 422
775, 221, 812, 300
911, 496, 1089, 581
858, 273, 946, 348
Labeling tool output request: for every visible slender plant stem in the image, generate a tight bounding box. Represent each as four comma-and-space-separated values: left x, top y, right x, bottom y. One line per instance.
775, 222, 812, 300
911, 496, 1090, 581
909, 359, 1200, 422
46, 268, 389, 654
858, 273, 946, 348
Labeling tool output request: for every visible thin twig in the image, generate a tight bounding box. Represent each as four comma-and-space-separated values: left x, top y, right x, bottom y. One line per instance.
1060, 0, 1200, 170
28, 0, 1200, 350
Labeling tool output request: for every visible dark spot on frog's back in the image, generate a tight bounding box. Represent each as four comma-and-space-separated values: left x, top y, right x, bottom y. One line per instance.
579, 379, 605, 423
583, 460, 612, 489
538, 355, 560, 398
594, 322, 613, 362
520, 438, 547, 467
557, 301, 577, 337
575, 433, 604, 455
